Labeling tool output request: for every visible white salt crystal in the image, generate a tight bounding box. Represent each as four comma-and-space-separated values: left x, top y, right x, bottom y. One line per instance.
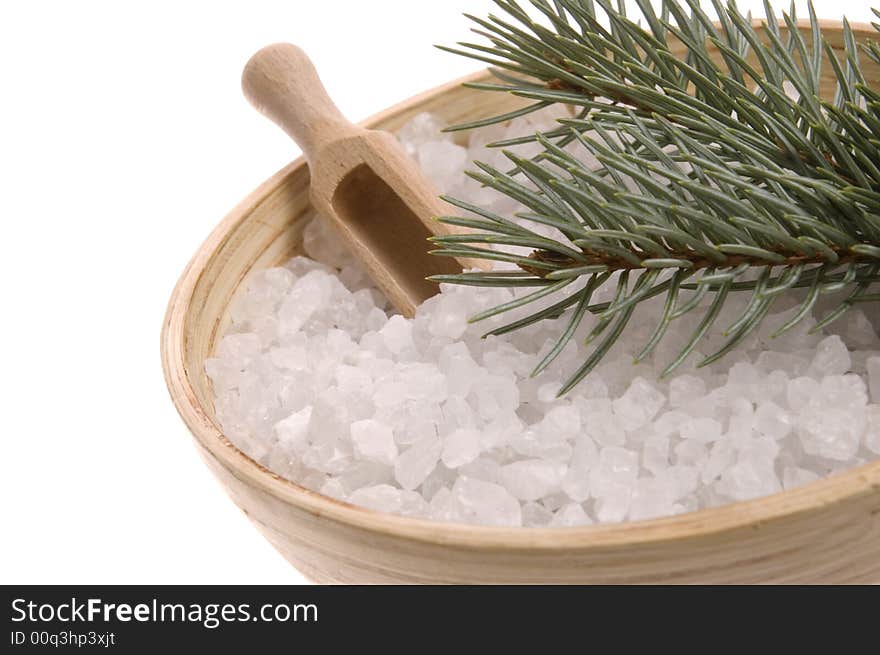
562, 436, 598, 502
755, 351, 808, 377
537, 382, 563, 403
360, 332, 391, 359
726, 362, 760, 402
575, 375, 610, 400
441, 428, 482, 468
398, 362, 449, 402
817, 374, 867, 409
756, 369, 789, 401
590, 447, 639, 499
653, 410, 690, 437
669, 375, 706, 407
702, 439, 735, 485
480, 411, 521, 450
550, 503, 593, 527
540, 492, 569, 511
420, 474, 448, 507
675, 439, 709, 468
299, 472, 327, 492
452, 477, 522, 527
339, 461, 392, 493
365, 308, 387, 332
350, 419, 398, 466
371, 379, 407, 407
319, 477, 346, 500
522, 502, 554, 527
541, 404, 581, 437
301, 220, 351, 269
429, 487, 459, 523
684, 391, 723, 419
728, 399, 756, 441
284, 255, 332, 278
335, 365, 372, 395
473, 374, 519, 420
500, 459, 567, 501
203, 358, 237, 392
612, 377, 666, 431
511, 427, 571, 461
629, 477, 677, 521
278, 270, 334, 334
754, 401, 793, 440
642, 433, 670, 476
786, 376, 819, 411
440, 395, 476, 431
302, 443, 351, 475
274, 405, 313, 455
379, 315, 414, 354
837, 309, 878, 349
438, 342, 480, 398
809, 335, 851, 377
483, 341, 531, 376
397, 112, 447, 157
798, 406, 865, 461
579, 398, 625, 446
418, 140, 469, 193
393, 436, 441, 490
679, 417, 722, 443
338, 263, 373, 293
265, 447, 302, 480
739, 435, 781, 462
348, 484, 403, 513
399, 490, 430, 517
717, 454, 781, 501
426, 294, 469, 339
217, 332, 262, 362
658, 465, 700, 500
782, 467, 820, 490
234, 268, 296, 323
595, 489, 632, 523
458, 457, 502, 485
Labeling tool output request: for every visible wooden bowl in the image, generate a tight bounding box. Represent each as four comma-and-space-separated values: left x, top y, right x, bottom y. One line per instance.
162, 21, 880, 583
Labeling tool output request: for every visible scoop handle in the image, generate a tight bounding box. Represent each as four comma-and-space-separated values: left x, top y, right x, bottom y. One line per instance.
242, 43, 359, 160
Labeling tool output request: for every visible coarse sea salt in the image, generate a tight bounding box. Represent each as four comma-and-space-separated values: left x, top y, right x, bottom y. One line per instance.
207, 108, 880, 528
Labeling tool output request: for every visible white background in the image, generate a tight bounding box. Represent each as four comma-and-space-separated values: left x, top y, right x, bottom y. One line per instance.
0, 0, 872, 584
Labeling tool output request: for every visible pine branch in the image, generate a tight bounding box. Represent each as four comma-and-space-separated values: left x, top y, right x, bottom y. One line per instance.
432, 0, 880, 395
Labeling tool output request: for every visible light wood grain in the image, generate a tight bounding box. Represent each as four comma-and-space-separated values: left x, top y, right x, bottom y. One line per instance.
163, 21, 880, 584
242, 43, 484, 318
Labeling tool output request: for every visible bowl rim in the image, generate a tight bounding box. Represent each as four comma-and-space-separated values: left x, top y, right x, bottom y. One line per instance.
162, 21, 880, 552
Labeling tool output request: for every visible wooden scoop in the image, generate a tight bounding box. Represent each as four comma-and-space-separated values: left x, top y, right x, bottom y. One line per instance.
242, 43, 480, 317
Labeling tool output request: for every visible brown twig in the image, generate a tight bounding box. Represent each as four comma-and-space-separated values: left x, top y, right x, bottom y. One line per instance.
519, 245, 871, 278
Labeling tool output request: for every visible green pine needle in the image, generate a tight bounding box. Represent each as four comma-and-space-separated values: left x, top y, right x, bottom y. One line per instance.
430, 0, 880, 395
